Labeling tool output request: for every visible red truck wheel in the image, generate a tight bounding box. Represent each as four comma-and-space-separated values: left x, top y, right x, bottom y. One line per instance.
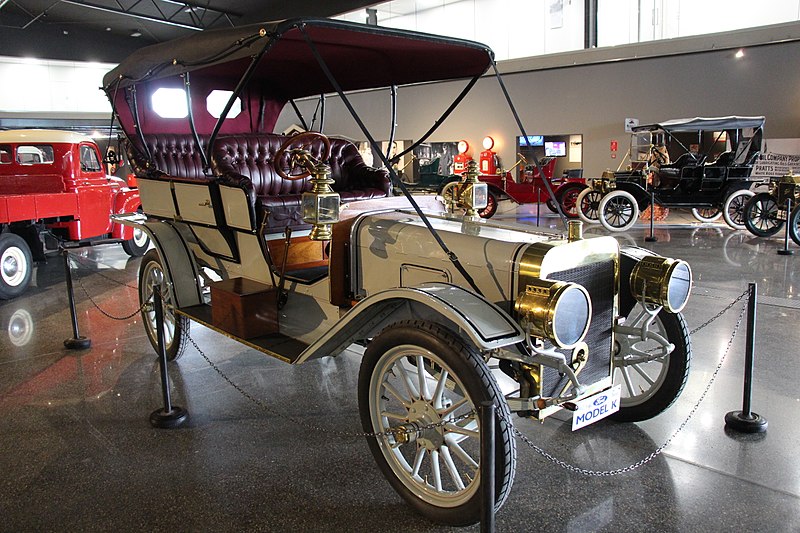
0, 233, 33, 299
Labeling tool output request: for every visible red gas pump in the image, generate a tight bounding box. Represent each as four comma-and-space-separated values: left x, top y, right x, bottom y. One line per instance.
453, 140, 471, 174
479, 136, 498, 174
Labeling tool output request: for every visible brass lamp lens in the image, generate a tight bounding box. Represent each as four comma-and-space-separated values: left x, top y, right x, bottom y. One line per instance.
630, 256, 692, 313
515, 279, 592, 349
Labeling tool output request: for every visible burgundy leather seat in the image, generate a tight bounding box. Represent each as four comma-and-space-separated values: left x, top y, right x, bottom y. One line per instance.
127, 134, 211, 181
212, 133, 390, 231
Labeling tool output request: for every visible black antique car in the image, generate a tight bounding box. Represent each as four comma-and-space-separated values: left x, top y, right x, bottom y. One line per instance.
743, 173, 800, 244
577, 116, 765, 231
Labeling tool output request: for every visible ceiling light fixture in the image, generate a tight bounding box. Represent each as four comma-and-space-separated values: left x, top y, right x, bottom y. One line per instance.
735, 49, 745, 59
130, 29, 142, 37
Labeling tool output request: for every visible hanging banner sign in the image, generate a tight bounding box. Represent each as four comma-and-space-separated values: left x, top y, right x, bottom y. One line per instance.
751, 153, 800, 178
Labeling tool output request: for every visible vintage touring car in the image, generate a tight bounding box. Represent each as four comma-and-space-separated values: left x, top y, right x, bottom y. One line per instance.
105, 18, 693, 526
577, 116, 765, 231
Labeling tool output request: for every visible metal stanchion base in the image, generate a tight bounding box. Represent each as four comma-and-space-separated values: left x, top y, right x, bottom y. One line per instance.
645, 236, 657, 242
64, 336, 92, 350
150, 406, 188, 429
777, 249, 794, 256
724, 410, 767, 433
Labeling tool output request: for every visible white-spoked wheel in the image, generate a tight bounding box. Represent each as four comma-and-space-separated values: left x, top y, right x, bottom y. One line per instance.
722, 189, 755, 230
359, 321, 515, 526
138, 249, 189, 360
611, 304, 691, 422
691, 207, 722, 223
0, 233, 33, 299
598, 190, 640, 232
576, 188, 602, 224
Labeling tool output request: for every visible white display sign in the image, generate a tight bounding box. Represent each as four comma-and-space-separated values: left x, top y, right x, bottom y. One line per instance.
624, 118, 639, 133
751, 153, 800, 178
572, 385, 621, 431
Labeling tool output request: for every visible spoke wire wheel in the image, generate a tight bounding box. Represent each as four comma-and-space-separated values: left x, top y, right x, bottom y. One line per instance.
576, 188, 602, 224
478, 191, 498, 218
359, 321, 514, 526
557, 184, 585, 218
611, 305, 691, 423
743, 192, 783, 237
0, 233, 33, 299
598, 190, 640, 232
138, 249, 188, 360
691, 207, 722, 223
722, 189, 755, 230
789, 204, 800, 246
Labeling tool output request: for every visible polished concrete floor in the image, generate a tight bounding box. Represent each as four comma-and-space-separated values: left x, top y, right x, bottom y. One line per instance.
1, 204, 799, 532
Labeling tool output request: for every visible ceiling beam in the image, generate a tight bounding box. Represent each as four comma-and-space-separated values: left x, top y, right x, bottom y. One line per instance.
58, 0, 239, 31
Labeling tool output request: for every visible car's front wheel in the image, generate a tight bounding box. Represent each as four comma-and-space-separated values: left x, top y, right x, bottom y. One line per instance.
744, 192, 783, 237
611, 305, 691, 422
358, 321, 515, 526
122, 226, 151, 257
478, 191, 498, 219
557, 183, 586, 218
138, 249, 189, 360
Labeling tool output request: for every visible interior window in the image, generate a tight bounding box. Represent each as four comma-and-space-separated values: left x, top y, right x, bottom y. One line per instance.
17, 144, 54, 164
80, 145, 102, 172
206, 90, 241, 119
151, 87, 189, 118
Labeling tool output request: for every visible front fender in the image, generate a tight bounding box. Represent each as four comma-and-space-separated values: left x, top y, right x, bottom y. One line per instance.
295, 282, 525, 364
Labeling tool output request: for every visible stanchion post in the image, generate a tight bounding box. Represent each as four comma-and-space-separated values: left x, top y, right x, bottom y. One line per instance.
62, 249, 91, 350
149, 282, 188, 429
777, 197, 794, 256
645, 188, 657, 242
479, 401, 496, 533
536, 187, 541, 227
724, 282, 768, 433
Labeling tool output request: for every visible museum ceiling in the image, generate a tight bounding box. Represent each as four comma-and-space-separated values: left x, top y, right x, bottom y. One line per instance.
0, 0, 382, 62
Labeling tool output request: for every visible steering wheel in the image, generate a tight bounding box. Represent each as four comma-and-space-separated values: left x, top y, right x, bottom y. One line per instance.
274, 132, 332, 181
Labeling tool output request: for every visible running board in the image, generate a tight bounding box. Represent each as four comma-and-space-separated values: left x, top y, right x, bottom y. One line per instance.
176, 304, 308, 364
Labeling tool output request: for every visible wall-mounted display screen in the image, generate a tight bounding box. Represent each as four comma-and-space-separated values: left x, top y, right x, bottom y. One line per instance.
545, 141, 566, 157
518, 135, 544, 147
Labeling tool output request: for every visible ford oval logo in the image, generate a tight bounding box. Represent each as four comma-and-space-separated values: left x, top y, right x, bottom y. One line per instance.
593, 395, 607, 406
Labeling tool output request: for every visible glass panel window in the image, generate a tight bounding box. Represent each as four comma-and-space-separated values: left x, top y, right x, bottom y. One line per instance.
206, 90, 241, 119
80, 145, 102, 172
151, 87, 188, 118
17, 144, 54, 164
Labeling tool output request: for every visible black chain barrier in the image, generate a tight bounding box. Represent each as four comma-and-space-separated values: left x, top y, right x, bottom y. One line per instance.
65, 251, 149, 321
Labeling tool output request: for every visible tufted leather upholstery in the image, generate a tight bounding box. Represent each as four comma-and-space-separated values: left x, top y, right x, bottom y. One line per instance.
128, 134, 211, 181
212, 133, 391, 232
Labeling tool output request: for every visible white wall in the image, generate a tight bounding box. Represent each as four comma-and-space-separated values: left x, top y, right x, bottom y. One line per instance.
277, 33, 800, 177
0, 56, 113, 114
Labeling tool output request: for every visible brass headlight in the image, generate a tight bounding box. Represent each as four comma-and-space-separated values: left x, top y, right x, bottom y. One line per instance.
630, 255, 692, 313
515, 279, 591, 349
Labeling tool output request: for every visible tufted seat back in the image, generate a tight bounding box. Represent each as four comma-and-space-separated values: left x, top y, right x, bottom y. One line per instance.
212, 133, 391, 232
128, 134, 210, 180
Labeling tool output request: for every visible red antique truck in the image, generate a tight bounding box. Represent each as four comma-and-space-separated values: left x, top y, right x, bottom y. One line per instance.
0, 129, 148, 298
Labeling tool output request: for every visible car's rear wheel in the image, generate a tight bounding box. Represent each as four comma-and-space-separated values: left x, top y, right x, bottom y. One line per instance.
722, 189, 755, 230
576, 188, 602, 224
599, 190, 640, 232
611, 305, 691, 422
691, 207, 722, 223
122, 226, 151, 257
744, 192, 783, 237
138, 249, 189, 361
359, 321, 515, 526
0, 233, 33, 300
